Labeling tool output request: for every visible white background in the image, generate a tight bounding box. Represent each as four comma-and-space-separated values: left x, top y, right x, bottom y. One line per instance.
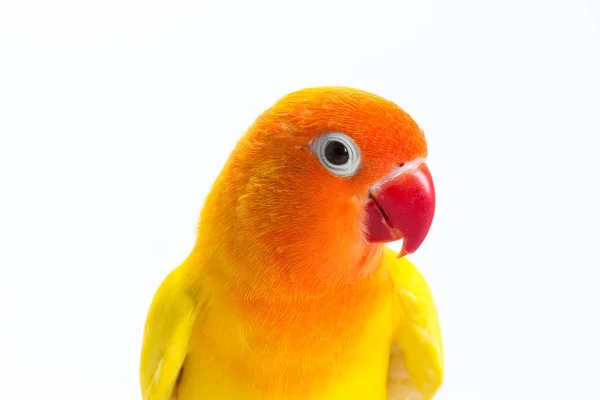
1, 0, 599, 399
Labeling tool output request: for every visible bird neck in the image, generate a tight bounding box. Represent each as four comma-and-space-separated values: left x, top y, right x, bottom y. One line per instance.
187, 230, 386, 302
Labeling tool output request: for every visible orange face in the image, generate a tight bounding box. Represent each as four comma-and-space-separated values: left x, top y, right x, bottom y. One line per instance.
206, 87, 434, 288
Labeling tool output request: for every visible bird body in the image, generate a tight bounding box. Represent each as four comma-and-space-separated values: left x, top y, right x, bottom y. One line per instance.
140, 87, 443, 400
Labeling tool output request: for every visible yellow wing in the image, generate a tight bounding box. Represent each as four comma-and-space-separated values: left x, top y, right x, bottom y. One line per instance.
384, 247, 444, 400
139, 264, 203, 400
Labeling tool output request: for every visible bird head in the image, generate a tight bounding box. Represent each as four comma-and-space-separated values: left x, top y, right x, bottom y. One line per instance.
199, 87, 435, 287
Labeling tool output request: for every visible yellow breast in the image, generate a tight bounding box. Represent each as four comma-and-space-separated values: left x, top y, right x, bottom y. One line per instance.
176, 276, 396, 400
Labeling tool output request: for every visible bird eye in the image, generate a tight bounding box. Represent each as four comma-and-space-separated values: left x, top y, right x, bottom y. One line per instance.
311, 132, 361, 177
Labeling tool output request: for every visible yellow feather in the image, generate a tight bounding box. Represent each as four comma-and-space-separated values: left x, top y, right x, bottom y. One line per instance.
139, 259, 204, 400
384, 247, 444, 399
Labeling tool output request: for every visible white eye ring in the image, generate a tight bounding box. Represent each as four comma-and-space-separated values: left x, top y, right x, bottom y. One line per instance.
310, 132, 362, 177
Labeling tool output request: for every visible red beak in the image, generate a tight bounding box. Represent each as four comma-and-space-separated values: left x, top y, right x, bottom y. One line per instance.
365, 160, 435, 258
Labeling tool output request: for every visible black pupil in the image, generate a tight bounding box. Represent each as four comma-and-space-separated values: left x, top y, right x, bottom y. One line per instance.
324, 140, 350, 165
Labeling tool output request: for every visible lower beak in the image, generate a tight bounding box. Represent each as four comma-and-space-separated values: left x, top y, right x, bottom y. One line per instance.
365, 159, 435, 258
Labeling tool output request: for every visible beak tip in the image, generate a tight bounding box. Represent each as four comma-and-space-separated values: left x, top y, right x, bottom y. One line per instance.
397, 240, 413, 259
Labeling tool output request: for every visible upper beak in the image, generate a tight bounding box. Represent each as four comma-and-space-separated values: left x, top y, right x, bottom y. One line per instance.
365, 158, 435, 258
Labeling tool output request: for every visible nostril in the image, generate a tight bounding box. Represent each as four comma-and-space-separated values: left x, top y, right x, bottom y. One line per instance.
397, 162, 405, 168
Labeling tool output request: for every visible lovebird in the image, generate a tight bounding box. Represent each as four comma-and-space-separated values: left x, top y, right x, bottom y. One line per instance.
140, 87, 443, 400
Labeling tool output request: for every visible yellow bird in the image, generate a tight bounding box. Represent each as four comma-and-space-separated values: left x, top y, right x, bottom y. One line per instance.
140, 87, 443, 400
